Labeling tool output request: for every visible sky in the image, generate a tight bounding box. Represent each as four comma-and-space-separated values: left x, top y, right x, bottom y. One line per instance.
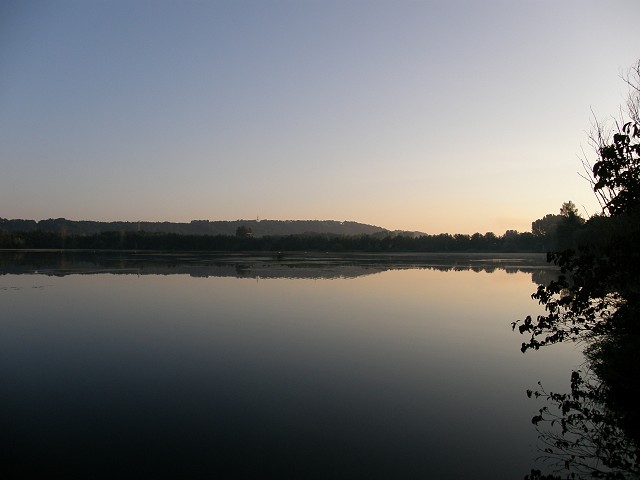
1, 1, 639, 234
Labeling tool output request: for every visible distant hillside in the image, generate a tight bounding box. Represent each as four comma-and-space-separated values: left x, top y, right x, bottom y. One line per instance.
0, 218, 389, 237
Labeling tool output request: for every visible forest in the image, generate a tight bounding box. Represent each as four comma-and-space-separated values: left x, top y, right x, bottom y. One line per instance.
0, 203, 585, 253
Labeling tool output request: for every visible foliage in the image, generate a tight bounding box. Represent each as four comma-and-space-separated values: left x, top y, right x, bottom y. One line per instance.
532, 213, 562, 238
531, 202, 586, 252
0, 218, 388, 237
235, 225, 253, 238
513, 138, 640, 351
592, 120, 640, 216
526, 370, 639, 480
514, 59, 640, 351
515, 61, 640, 479
559, 201, 582, 219
0, 228, 547, 253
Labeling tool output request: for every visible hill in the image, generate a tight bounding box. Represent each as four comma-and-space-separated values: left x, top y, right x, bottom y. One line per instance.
0, 218, 390, 237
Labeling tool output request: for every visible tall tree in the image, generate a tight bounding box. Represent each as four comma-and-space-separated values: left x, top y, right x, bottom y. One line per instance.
531, 214, 561, 238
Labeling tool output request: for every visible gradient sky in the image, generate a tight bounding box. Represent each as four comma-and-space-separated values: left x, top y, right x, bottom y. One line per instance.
1, 1, 639, 234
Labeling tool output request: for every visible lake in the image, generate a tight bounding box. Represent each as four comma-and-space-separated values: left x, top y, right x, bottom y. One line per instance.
0, 251, 583, 478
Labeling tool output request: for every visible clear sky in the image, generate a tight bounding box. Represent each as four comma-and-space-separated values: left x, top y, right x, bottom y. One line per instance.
1, 1, 638, 234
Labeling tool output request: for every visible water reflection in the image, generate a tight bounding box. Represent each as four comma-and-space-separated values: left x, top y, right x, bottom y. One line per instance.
0, 250, 554, 282
0, 251, 577, 479
525, 369, 639, 479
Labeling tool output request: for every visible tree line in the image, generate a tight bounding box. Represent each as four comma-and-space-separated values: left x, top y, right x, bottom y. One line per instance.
0, 218, 581, 253
0, 202, 590, 253
0, 218, 386, 237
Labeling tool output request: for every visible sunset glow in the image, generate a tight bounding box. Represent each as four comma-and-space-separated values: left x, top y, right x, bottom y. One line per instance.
1, 1, 638, 233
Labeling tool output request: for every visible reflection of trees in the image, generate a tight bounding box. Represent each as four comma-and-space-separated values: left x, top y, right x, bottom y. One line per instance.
234, 264, 251, 276
0, 251, 554, 280
530, 269, 558, 288
525, 365, 639, 479
523, 301, 639, 479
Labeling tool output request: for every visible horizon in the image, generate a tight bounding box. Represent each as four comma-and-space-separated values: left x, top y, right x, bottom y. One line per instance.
0, 213, 565, 236
2, 1, 637, 233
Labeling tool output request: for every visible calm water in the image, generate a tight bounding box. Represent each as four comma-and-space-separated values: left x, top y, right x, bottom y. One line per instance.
0, 252, 582, 478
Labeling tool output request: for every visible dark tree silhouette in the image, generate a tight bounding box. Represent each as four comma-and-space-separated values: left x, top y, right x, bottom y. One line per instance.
235, 225, 253, 238
515, 60, 640, 479
532, 214, 562, 238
